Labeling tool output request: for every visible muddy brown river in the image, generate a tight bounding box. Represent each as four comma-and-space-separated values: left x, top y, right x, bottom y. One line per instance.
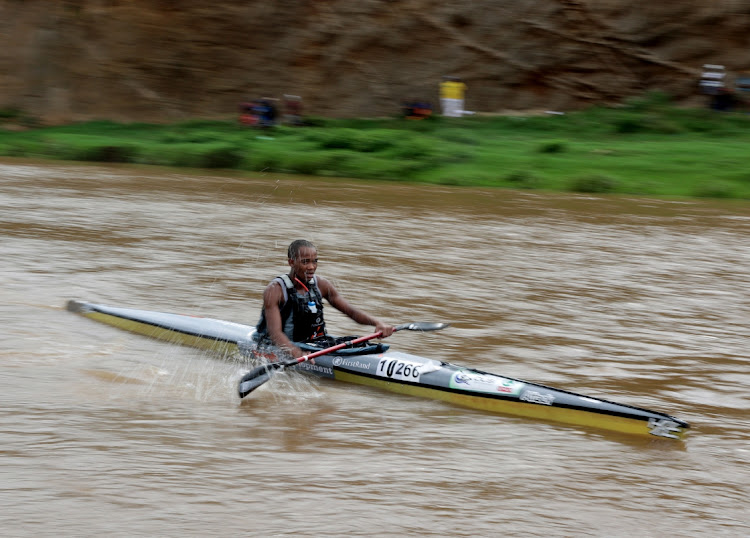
2, 159, 749, 536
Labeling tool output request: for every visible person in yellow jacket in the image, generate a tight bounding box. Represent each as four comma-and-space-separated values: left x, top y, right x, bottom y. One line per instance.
440, 76, 467, 117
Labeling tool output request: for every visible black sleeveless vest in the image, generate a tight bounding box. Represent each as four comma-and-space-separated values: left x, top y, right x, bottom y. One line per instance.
255, 274, 326, 345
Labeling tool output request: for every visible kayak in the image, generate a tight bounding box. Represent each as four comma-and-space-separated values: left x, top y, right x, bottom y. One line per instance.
66, 300, 690, 440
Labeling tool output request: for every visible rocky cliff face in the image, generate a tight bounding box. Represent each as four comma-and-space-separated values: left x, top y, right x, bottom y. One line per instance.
2, 0, 750, 123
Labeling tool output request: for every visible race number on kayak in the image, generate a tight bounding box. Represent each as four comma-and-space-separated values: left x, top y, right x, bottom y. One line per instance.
376, 357, 432, 382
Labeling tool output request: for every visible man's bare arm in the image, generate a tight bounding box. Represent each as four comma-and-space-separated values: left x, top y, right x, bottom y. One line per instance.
263, 282, 304, 358
318, 277, 395, 337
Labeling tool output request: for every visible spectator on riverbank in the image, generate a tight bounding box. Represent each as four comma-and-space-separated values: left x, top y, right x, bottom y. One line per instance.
239, 101, 257, 127
712, 87, 735, 111
258, 98, 278, 128
283, 95, 303, 126
440, 76, 467, 118
403, 100, 432, 120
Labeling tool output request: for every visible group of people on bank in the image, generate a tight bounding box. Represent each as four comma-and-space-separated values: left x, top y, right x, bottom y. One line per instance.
242, 76, 470, 128
404, 76, 470, 120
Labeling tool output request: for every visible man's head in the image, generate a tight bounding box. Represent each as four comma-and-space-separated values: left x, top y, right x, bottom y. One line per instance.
288, 240, 316, 261
287, 240, 318, 282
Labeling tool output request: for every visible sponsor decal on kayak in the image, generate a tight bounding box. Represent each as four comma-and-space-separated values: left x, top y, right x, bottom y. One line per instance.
332, 357, 376, 373
520, 390, 555, 405
375, 357, 437, 382
296, 361, 334, 378
449, 370, 524, 396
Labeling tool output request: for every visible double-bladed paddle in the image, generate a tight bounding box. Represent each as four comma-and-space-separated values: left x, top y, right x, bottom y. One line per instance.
238, 322, 449, 398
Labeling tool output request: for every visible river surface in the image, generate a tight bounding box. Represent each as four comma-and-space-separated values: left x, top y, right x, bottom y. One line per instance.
2, 159, 749, 537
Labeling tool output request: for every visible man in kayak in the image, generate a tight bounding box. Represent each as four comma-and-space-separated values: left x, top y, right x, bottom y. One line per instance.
254, 240, 395, 358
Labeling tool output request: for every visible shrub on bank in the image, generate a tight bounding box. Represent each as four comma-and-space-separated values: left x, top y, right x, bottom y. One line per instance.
0, 107, 22, 120
505, 170, 543, 189
39, 135, 138, 162
136, 142, 244, 168
243, 145, 287, 172
692, 180, 738, 199
282, 150, 351, 175
568, 174, 619, 194
537, 140, 568, 153
309, 128, 403, 152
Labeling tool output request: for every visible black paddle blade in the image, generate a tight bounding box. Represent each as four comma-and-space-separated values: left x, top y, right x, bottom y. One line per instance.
238, 363, 284, 398
397, 322, 451, 332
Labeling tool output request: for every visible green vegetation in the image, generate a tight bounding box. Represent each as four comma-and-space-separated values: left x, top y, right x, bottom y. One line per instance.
2, 93, 750, 199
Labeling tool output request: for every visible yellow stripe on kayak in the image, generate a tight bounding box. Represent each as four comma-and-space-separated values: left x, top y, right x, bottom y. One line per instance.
82, 311, 240, 354
334, 370, 684, 439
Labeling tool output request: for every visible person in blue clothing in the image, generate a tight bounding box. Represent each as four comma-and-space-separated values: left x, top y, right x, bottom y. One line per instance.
254, 240, 395, 358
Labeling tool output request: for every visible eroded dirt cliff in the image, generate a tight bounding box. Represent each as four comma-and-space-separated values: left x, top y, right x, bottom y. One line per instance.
2, 0, 750, 122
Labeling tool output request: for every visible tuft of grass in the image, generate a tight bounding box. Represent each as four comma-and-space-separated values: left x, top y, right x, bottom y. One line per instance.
537, 140, 568, 153
692, 180, 738, 199
505, 170, 543, 189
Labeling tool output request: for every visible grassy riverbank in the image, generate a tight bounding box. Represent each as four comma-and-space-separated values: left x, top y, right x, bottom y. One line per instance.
2, 94, 750, 199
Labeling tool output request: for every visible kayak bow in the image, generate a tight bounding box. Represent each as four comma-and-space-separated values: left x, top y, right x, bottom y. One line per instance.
66, 300, 690, 440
